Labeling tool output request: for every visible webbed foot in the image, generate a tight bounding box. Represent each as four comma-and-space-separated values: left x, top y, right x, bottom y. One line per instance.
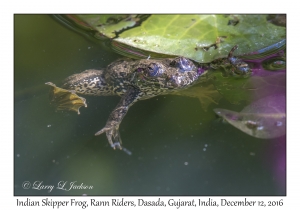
45, 82, 87, 114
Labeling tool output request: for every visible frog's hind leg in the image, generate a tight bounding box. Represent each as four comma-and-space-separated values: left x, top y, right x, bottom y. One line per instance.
45, 69, 112, 114
62, 69, 114, 96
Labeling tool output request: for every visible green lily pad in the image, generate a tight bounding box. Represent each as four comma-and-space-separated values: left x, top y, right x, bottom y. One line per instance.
63, 14, 286, 62
67, 14, 147, 38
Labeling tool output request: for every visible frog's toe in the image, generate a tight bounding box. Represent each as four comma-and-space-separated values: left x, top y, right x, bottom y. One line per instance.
95, 127, 110, 136
95, 126, 131, 154
95, 126, 123, 149
106, 127, 123, 149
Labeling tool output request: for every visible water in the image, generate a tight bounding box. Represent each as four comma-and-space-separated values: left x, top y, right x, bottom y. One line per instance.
14, 15, 285, 195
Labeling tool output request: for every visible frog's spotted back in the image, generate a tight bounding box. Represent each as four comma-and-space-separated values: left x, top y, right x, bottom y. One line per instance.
63, 69, 113, 96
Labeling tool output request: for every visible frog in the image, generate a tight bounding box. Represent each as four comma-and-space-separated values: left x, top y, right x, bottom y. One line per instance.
46, 45, 251, 153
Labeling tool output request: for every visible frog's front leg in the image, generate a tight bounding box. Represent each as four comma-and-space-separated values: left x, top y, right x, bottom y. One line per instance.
227, 45, 252, 77
95, 86, 141, 151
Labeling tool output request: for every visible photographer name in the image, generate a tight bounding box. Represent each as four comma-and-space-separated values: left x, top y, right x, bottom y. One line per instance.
22, 180, 93, 192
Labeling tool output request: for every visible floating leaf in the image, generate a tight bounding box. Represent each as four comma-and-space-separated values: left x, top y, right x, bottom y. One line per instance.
214, 95, 286, 139
74, 14, 149, 38
60, 14, 286, 62
45, 82, 87, 114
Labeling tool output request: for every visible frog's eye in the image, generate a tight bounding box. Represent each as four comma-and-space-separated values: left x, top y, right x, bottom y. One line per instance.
178, 57, 195, 72
147, 63, 160, 77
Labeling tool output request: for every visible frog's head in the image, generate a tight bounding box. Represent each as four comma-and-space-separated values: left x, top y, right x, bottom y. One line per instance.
133, 57, 205, 90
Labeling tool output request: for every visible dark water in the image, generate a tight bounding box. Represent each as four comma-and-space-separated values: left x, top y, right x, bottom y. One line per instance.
14, 15, 285, 196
